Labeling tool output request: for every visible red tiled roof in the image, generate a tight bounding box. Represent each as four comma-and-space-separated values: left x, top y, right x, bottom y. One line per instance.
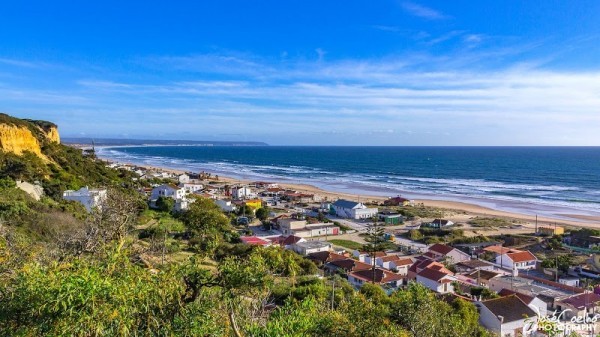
379, 255, 402, 263
428, 243, 454, 255
417, 267, 453, 282
349, 268, 404, 284
395, 258, 414, 266
282, 235, 304, 245
408, 258, 435, 273
240, 236, 270, 246
506, 251, 537, 263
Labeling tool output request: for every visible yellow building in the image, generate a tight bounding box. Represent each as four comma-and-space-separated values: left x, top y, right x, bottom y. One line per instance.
538, 226, 564, 236
244, 199, 263, 210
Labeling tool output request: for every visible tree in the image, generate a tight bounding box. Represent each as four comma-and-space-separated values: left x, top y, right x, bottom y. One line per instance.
181, 197, 234, 255
58, 188, 143, 255
236, 205, 254, 217
363, 219, 387, 283
541, 254, 573, 273
255, 207, 270, 221
155, 196, 175, 213
407, 229, 423, 241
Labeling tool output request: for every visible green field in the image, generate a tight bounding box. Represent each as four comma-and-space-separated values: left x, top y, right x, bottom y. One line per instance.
328, 239, 364, 250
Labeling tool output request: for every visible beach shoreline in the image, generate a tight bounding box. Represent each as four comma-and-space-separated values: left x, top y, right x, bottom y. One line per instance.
104, 156, 600, 229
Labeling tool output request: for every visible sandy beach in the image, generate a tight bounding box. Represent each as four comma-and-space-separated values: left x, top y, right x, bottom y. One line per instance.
122, 161, 600, 230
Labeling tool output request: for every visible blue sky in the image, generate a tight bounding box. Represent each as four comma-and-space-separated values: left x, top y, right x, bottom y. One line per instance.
1, 1, 599, 145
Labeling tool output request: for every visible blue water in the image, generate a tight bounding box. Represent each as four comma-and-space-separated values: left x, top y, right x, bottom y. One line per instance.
98, 146, 600, 220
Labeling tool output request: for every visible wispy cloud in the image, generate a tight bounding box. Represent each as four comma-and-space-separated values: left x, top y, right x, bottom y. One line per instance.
2, 45, 600, 145
401, 1, 448, 20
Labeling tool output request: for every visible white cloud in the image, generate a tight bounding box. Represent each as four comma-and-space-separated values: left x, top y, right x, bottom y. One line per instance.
401, 1, 448, 20
2, 50, 600, 145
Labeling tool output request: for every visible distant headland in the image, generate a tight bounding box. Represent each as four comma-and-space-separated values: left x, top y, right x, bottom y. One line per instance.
62, 137, 269, 147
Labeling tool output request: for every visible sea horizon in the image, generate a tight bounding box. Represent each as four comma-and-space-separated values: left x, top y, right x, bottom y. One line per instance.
97, 144, 600, 223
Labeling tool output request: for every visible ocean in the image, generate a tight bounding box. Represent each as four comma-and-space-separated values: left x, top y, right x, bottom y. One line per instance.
97, 146, 600, 221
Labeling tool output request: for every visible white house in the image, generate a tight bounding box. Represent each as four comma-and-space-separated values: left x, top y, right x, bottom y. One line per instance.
376, 255, 414, 275
425, 219, 454, 228
426, 243, 471, 264
150, 184, 186, 201
331, 199, 378, 219
149, 184, 190, 210
215, 199, 237, 212
477, 295, 538, 337
278, 218, 340, 237
231, 186, 255, 199
180, 183, 203, 193
178, 174, 190, 184
62, 186, 107, 212
352, 250, 387, 264
290, 240, 332, 256
415, 267, 456, 294
495, 250, 537, 270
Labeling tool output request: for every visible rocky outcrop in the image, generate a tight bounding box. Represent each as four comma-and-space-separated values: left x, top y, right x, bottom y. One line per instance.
45, 126, 60, 144
0, 114, 60, 159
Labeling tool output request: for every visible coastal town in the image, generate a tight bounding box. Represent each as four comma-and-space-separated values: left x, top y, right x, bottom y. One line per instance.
46, 160, 600, 337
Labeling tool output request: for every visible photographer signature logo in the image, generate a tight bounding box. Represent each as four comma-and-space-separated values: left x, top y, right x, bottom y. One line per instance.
524, 307, 599, 335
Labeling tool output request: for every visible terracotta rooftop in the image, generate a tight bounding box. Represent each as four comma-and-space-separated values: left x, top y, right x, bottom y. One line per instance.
379, 255, 402, 263
428, 243, 455, 255
240, 236, 271, 246
395, 258, 414, 266
506, 251, 537, 263
417, 267, 453, 282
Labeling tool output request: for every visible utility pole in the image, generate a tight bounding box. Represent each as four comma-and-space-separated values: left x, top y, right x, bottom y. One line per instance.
331, 277, 336, 310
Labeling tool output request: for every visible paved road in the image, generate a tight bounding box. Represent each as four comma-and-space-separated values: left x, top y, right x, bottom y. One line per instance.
325, 215, 369, 232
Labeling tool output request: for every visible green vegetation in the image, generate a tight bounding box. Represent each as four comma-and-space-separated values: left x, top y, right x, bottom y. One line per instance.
329, 239, 364, 250
0, 114, 496, 337
397, 204, 446, 219
334, 221, 352, 232
404, 227, 478, 245
467, 217, 516, 228
155, 195, 175, 213
255, 207, 269, 221
541, 254, 574, 273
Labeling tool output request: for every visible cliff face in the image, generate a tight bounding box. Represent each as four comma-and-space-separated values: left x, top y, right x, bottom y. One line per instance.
0, 114, 60, 159
45, 126, 61, 144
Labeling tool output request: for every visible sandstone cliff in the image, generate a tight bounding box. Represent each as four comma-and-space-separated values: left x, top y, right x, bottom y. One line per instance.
0, 113, 60, 159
